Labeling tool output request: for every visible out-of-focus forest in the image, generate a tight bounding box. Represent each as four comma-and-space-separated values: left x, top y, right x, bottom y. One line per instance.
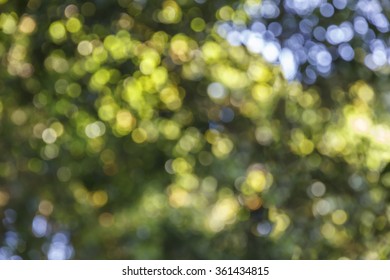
1, 0, 390, 260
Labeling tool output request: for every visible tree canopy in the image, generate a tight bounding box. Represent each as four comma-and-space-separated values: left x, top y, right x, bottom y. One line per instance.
1, 0, 390, 260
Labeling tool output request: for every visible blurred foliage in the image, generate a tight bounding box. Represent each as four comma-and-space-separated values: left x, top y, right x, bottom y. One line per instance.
218, 0, 390, 84
1, 0, 390, 260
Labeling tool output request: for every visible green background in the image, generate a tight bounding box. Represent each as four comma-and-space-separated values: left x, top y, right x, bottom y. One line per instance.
1, 0, 390, 259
